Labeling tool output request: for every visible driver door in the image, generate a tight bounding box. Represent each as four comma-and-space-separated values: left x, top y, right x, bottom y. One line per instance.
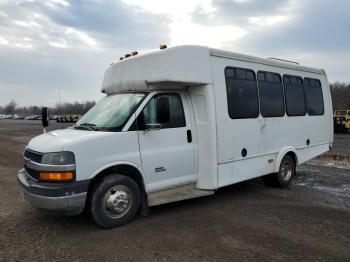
137, 92, 196, 192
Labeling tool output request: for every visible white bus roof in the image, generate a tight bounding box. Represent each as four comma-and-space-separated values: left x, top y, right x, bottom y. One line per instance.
101, 45, 325, 95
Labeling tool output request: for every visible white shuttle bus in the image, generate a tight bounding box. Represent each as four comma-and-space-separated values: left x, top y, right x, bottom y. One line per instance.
17, 45, 333, 228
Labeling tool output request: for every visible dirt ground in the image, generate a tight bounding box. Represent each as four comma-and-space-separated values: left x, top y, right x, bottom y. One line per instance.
0, 120, 349, 262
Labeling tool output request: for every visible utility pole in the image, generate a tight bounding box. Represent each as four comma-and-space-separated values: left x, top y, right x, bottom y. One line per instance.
58, 88, 63, 129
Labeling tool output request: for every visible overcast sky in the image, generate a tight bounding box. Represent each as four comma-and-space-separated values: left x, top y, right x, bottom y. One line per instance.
0, 0, 349, 106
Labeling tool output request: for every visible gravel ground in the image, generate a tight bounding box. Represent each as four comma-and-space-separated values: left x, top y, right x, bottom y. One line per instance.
0, 120, 349, 262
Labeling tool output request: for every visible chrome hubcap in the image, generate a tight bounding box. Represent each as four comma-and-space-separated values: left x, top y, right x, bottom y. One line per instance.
281, 161, 293, 181
103, 185, 132, 218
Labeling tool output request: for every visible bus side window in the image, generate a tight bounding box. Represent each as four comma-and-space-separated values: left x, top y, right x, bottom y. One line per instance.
225, 67, 259, 119
283, 75, 306, 116
304, 78, 324, 116
257, 71, 285, 117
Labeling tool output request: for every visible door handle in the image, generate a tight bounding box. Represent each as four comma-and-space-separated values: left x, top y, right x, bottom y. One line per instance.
187, 130, 192, 143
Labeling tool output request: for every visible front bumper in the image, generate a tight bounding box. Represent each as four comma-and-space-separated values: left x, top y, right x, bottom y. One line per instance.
17, 168, 90, 215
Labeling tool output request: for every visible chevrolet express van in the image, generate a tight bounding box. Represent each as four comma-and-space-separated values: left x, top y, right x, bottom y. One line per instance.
17, 45, 333, 228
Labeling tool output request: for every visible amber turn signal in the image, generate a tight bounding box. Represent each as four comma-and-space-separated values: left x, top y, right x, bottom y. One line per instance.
39, 172, 73, 181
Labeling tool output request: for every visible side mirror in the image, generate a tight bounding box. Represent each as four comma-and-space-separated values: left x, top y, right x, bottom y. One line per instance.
42, 107, 49, 129
156, 96, 170, 124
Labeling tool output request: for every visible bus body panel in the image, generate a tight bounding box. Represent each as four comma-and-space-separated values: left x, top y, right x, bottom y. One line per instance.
188, 84, 218, 189
209, 54, 332, 187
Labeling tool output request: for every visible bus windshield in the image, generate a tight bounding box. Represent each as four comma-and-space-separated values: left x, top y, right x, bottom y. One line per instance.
75, 93, 146, 131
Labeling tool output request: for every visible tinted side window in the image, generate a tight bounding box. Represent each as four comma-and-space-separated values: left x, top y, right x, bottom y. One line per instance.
225, 67, 259, 119
257, 71, 285, 117
141, 94, 186, 128
304, 78, 324, 115
283, 75, 306, 116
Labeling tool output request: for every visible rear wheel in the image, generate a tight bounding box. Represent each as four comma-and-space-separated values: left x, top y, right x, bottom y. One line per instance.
262, 154, 295, 187
90, 174, 140, 228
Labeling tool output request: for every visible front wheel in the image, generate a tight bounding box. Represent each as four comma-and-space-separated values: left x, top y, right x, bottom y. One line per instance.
89, 174, 140, 228
262, 155, 295, 187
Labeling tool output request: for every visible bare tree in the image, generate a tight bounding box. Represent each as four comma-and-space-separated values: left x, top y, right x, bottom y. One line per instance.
56, 101, 95, 115
5, 100, 17, 115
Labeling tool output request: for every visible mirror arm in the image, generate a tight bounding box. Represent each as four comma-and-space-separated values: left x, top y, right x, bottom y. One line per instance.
143, 123, 161, 134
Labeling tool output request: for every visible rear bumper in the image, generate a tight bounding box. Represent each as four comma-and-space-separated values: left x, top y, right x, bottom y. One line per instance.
17, 168, 90, 215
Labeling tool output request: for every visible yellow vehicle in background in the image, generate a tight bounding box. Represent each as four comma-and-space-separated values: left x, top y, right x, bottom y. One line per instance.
334, 110, 350, 133
57, 114, 81, 123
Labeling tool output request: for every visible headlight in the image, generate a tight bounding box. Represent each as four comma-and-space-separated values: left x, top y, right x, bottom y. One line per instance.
41, 152, 75, 165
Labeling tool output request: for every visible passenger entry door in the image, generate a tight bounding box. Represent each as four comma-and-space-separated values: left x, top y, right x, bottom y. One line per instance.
137, 92, 196, 192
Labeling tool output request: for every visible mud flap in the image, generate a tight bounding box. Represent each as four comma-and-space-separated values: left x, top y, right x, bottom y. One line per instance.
139, 189, 149, 217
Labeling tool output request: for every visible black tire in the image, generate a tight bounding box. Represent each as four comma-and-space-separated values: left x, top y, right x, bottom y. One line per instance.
262, 154, 295, 187
89, 174, 140, 229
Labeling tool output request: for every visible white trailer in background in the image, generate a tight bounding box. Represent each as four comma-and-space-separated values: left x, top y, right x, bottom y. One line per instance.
17, 45, 333, 228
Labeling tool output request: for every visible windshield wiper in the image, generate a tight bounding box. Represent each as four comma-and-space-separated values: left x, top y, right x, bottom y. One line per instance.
74, 123, 97, 131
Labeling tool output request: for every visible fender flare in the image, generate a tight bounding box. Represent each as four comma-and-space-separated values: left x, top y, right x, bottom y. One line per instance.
274, 146, 298, 173
89, 161, 147, 191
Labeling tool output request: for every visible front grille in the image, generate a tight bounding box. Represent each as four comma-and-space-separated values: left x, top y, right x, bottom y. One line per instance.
24, 149, 43, 163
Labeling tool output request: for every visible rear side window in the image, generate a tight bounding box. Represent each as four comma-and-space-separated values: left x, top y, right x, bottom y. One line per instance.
225, 67, 259, 119
283, 75, 306, 116
257, 71, 285, 117
304, 78, 324, 115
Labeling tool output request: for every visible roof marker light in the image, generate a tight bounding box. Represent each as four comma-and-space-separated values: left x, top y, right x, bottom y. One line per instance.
131, 51, 138, 56
125, 53, 131, 58
160, 44, 167, 49
120, 57, 124, 60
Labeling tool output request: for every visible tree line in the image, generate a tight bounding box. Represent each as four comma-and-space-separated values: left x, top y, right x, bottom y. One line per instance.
0, 82, 349, 116
0, 100, 96, 116
330, 82, 350, 110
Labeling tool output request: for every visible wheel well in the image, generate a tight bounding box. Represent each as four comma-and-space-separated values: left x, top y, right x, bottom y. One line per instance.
88, 165, 145, 194
86, 165, 148, 214
285, 151, 298, 166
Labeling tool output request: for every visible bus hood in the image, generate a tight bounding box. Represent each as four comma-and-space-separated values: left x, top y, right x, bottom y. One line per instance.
26, 127, 141, 181
26, 128, 104, 153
